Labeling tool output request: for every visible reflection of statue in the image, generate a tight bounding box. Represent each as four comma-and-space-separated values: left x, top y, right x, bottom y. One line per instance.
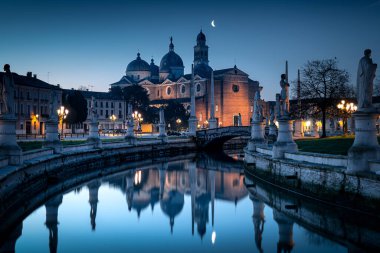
357, 49, 377, 110
280, 74, 290, 116
50, 91, 59, 121
90, 96, 98, 123
1, 64, 15, 116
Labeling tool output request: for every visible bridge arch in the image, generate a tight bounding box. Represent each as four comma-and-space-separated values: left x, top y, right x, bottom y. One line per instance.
196, 126, 251, 150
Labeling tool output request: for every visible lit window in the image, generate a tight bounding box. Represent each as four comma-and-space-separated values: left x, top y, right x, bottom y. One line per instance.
215, 105, 219, 112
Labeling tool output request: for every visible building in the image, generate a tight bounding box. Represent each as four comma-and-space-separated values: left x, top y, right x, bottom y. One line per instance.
0, 71, 62, 135
110, 31, 261, 128
79, 90, 126, 133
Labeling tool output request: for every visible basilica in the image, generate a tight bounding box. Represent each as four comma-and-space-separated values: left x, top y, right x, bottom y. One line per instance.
110, 31, 261, 127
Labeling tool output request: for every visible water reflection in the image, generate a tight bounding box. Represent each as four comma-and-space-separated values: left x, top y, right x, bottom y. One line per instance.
0, 153, 379, 252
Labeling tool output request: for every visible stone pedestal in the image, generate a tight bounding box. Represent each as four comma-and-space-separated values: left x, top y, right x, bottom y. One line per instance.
158, 123, 167, 142
0, 117, 23, 165
247, 121, 266, 151
293, 119, 303, 138
208, 118, 217, 129
188, 116, 197, 137
268, 124, 277, 144
272, 119, 298, 159
347, 111, 380, 173
43, 120, 62, 153
87, 121, 102, 148
125, 122, 136, 145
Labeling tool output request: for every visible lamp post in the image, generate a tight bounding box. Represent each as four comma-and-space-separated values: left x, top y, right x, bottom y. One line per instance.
109, 114, 117, 136
57, 106, 69, 140
176, 118, 182, 131
337, 100, 357, 134
132, 111, 143, 136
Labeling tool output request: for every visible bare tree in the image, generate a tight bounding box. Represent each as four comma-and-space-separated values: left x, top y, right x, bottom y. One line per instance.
78, 85, 88, 91
292, 59, 351, 137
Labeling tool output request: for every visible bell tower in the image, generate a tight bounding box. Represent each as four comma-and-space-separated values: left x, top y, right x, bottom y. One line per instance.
194, 30, 209, 66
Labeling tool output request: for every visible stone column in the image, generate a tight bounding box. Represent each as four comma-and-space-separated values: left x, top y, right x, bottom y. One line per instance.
247, 90, 266, 151
273, 210, 294, 252
208, 70, 217, 129
293, 120, 303, 138
124, 103, 136, 145
87, 121, 102, 148
158, 107, 167, 142
188, 64, 198, 136
44, 118, 62, 154
0, 116, 23, 165
272, 118, 298, 159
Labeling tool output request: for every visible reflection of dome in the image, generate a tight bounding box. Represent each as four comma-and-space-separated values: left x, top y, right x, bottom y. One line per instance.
127, 53, 150, 72
160, 37, 184, 72
160, 190, 184, 233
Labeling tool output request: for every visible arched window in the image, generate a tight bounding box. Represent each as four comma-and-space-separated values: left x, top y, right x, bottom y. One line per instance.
181, 85, 186, 94
196, 83, 201, 92
166, 86, 172, 95
232, 84, 239, 93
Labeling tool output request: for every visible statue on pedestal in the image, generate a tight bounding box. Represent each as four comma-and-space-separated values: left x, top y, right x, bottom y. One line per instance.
253, 91, 262, 122
280, 74, 290, 117
90, 96, 98, 123
1, 64, 15, 117
357, 49, 377, 110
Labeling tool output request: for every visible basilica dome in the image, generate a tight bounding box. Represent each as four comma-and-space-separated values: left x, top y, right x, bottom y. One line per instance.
127, 53, 150, 72
160, 37, 184, 72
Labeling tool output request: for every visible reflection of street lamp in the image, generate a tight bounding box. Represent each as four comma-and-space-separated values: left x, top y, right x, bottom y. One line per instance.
109, 114, 117, 136
57, 106, 69, 140
337, 100, 357, 134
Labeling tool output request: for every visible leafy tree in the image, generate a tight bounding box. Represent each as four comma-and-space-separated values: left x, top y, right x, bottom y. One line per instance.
164, 100, 189, 131
62, 90, 88, 132
291, 59, 351, 137
122, 85, 150, 111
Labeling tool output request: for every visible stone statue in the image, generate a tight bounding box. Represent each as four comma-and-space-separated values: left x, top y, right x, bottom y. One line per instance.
357, 49, 377, 110
50, 90, 59, 121
253, 91, 262, 122
90, 96, 98, 123
1, 64, 15, 117
275, 93, 281, 118
280, 74, 290, 116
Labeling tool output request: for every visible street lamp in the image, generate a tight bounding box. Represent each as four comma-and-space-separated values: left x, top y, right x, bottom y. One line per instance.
132, 111, 143, 135
109, 114, 117, 136
337, 100, 357, 134
176, 118, 181, 131
57, 106, 69, 140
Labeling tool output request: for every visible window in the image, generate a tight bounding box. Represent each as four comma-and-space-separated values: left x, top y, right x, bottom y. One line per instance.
111, 102, 114, 108
119, 102, 122, 108
27, 105, 30, 115
181, 85, 186, 94
106, 102, 109, 108
105, 110, 109, 118
232, 84, 239, 93
215, 105, 219, 112
100, 110, 103, 116
196, 84, 201, 92
95, 101, 98, 107
166, 86, 172, 95
100, 102, 103, 108
157, 90, 160, 97
33, 106, 37, 114
111, 110, 113, 115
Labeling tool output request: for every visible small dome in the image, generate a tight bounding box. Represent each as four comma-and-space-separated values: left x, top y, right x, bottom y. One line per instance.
197, 30, 206, 42
127, 53, 150, 72
160, 37, 184, 72
150, 58, 159, 76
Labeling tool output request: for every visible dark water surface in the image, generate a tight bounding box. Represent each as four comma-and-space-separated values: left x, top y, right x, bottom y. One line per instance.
1, 152, 378, 253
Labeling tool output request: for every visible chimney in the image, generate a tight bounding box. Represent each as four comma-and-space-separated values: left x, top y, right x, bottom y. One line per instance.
33, 74, 37, 79
27, 72, 32, 77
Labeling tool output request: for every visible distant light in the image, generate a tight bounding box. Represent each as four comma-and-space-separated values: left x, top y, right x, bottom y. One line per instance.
211, 231, 216, 244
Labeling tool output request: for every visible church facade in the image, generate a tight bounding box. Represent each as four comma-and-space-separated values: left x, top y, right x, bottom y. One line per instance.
110, 31, 261, 127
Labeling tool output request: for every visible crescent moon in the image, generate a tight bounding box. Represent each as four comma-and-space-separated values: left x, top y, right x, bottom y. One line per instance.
211, 20, 216, 27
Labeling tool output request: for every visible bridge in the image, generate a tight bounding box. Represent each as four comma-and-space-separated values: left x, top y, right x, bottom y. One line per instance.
196, 126, 251, 149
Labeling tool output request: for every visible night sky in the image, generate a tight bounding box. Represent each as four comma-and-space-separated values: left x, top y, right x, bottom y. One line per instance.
1, 0, 380, 100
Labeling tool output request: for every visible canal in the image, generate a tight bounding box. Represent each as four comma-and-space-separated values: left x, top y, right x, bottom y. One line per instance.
1, 150, 379, 253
